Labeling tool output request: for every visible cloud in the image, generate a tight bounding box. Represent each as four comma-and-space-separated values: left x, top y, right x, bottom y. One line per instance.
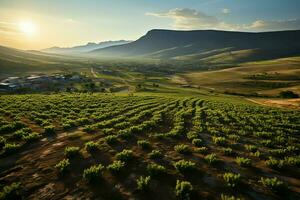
147, 8, 300, 32
222, 8, 230, 14
0, 21, 19, 35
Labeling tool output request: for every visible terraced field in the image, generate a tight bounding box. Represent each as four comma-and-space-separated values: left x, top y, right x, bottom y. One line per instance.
0, 94, 299, 199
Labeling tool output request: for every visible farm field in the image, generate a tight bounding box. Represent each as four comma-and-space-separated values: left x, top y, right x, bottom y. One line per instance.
0, 93, 299, 200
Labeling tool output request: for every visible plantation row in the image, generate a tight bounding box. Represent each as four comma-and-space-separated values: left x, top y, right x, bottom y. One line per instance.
0, 94, 299, 199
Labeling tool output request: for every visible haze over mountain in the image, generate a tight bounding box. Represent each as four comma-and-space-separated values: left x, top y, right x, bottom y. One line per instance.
90, 29, 300, 62
42, 40, 131, 55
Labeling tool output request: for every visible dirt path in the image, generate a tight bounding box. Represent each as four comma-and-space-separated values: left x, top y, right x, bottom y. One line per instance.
246, 98, 300, 109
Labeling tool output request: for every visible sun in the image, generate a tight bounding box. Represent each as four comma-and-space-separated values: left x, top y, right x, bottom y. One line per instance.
19, 21, 37, 36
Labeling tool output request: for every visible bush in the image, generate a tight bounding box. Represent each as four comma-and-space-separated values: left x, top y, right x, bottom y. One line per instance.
107, 160, 125, 173
0, 136, 6, 148
83, 125, 95, 133
221, 147, 235, 156
137, 176, 151, 191
236, 157, 252, 167
260, 177, 288, 193
0, 182, 22, 200
205, 153, 218, 165
116, 149, 134, 161
220, 194, 243, 200
85, 141, 98, 152
147, 163, 166, 176
174, 144, 191, 154
285, 156, 300, 167
174, 160, 196, 173
55, 159, 70, 175
44, 125, 55, 134
3, 143, 21, 155
279, 91, 299, 98
64, 146, 80, 158
148, 150, 163, 159
194, 147, 208, 155
244, 144, 258, 153
105, 135, 118, 144
192, 139, 202, 147
137, 140, 151, 150
212, 136, 226, 146
175, 180, 193, 200
223, 173, 241, 188
23, 132, 41, 143
83, 164, 105, 182
265, 157, 284, 169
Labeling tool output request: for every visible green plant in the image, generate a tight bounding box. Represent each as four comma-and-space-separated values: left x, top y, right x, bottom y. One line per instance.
44, 125, 55, 134
192, 139, 202, 147
0, 136, 6, 148
205, 153, 218, 165
221, 147, 235, 156
116, 149, 134, 161
194, 147, 208, 154
175, 180, 193, 200
212, 136, 226, 146
107, 160, 125, 173
223, 173, 241, 187
85, 141, 98, 152
137, 176, 151, 191
236, 157, 251, 167
3, 143, 21, 155
137, 140, 151, 149
265, 157, 284, 169
83, 164, 105, 182
174, 144, 191, 154
148, 150, 163, 159
174, 160, 196, 173
147, 163, 166, 176
55, 159, 70, 175
260, 177, 288, 193
22, 132, 41, 143
220, 194, 243, 200
105, 135, 118, 144
244, 144, 258, 153
0, 182, 22, 200
64, 146, 80, 158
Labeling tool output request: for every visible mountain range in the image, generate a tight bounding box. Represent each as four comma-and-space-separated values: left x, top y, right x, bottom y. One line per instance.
42, 40, 131, 54
89, 29, 300, 63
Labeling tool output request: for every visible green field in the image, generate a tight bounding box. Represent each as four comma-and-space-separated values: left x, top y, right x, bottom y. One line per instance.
0, 93, 299, 199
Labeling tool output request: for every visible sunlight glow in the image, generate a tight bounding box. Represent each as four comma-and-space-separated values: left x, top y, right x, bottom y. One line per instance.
19, 21, 37, 36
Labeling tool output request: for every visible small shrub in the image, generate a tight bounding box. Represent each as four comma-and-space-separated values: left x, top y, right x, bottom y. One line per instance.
212, 136, 226, 146
83, 164, 105, 182
0, 182, 22, 200
228, 134, 240, 142
44, 125, 55, 134
205, 153, 218, 165
221, 147, 235, 156
137, 140, 151, 150
105, 135, 118, 144
260, 177, 288, 193
23, 132, 41, 143
107, 160, 125, 173
174, 144, 191, 154
0, 136, 6, 148
175, 180, 193, 200
64, 146, 80, 158
279, 90, 299, 98
83, 125, 95, 133
85, 141, 98, 152
116, 149, 134, 161
137, 176, 151, 191
194, 147, 208, 155
236, 157, 252, 167
192, 139, 202, 147
285, 156, 300, 167
3, 143, 20, 155
220, 194, 243, 200
265, 157, 284, 169
223, 173, 241, 188
148, 150, 163, 159
55, 159, 70, 175
147, 163, 166, 176
244, 145, 258, 153
174, 160, 196, 173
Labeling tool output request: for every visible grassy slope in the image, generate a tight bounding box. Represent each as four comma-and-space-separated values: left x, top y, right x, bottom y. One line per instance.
180, 56, 300, 96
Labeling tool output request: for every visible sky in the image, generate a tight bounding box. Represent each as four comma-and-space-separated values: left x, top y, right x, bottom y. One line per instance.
0, 0, 300, 50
